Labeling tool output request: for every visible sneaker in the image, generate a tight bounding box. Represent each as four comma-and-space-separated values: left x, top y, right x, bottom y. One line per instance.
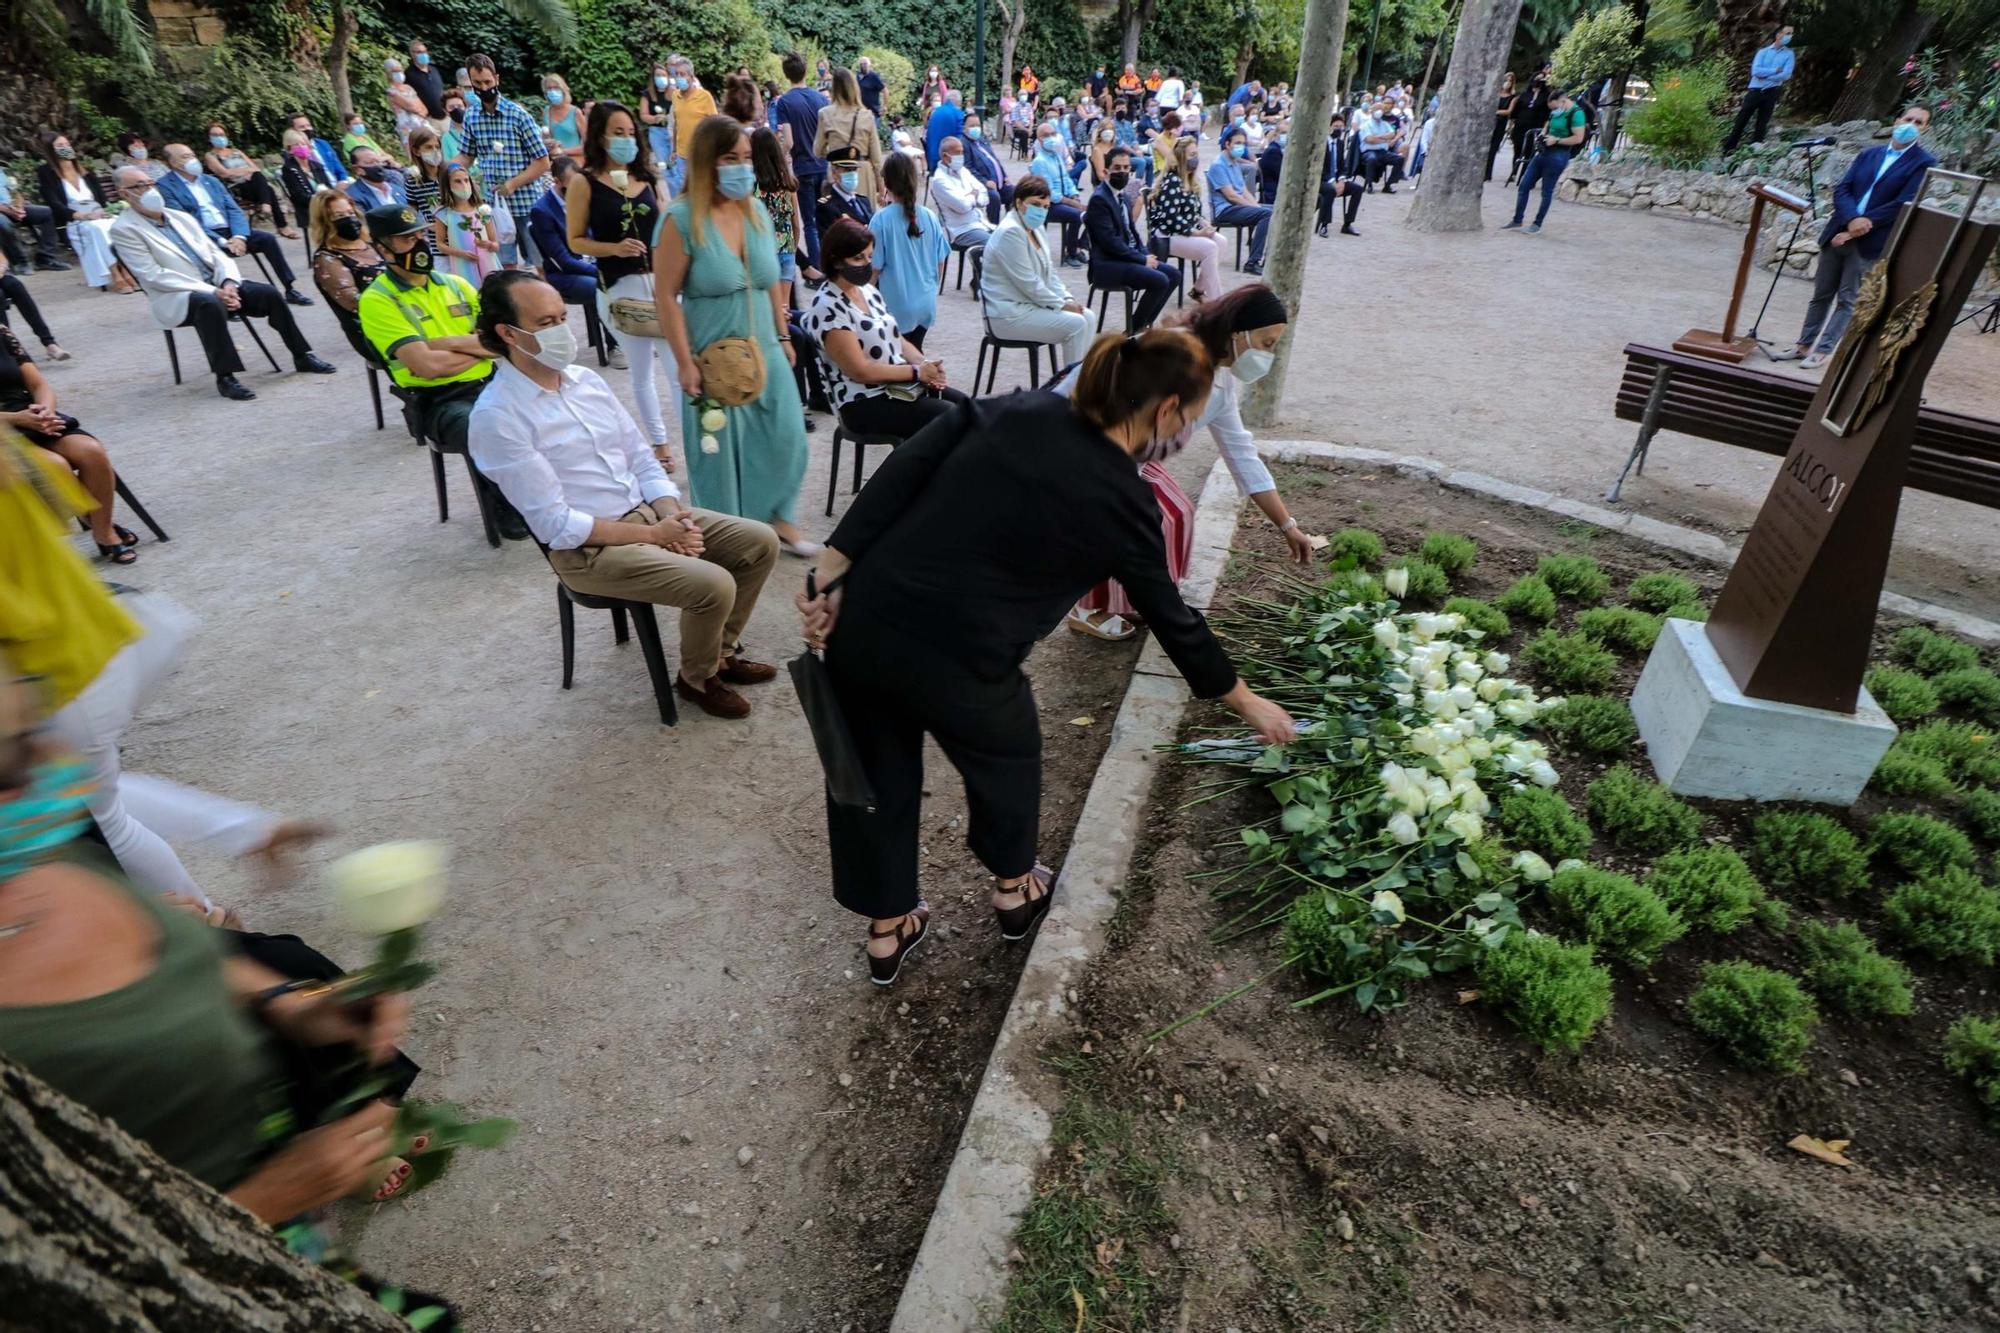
1768, 346, 1805, 362
675, 672, 751, 719
1800, 352, 1828, 370
608, 344, 628, 369
41, 342, 72, 362
1341, 225, 1360, 236
1524, 222, 1542, 234
1242, 261, 1263, 275
1501, 219, 1523, 230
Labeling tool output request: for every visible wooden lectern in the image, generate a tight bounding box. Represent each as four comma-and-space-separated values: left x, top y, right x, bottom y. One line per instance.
1676, 183, 1810, 363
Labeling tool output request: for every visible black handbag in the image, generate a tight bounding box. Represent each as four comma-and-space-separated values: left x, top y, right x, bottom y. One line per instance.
788, 572, 878, 810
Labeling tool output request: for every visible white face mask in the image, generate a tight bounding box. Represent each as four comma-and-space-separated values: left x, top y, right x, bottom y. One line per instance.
515, 322, 577, 371
1233, 345, 1276, 384
138, 187, 165, 214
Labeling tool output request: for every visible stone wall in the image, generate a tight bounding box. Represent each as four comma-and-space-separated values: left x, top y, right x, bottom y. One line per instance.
146, 0, 227, 54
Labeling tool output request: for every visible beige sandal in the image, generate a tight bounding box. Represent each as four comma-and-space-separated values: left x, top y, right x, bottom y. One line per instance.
1066, 609, 1138, 641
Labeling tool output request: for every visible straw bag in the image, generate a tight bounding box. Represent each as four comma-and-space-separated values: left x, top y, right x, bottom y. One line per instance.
695, 280, 765, 407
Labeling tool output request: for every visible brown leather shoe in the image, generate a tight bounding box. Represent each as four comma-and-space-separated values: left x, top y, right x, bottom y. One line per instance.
718, 653, 778, 685
675, 673, 750, 719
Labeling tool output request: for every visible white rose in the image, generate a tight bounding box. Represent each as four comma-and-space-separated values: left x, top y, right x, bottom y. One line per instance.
1484, 651, 1510, 674
1372, 619, 1400, 651
1406, 727, 1442, 756
1370, 889, 1407, 924
1443, 809, 1484, 842
1385, 811, 1421, 844
1448, 685, 1478, 711
1424, 775, 1455, 811
1459, 783, 1491, 816
1511, 850, 1554, 882
700, 407, 727, 432
1497, 699, 1533, 725
1465, 737, 1493, 761
1384, 566, 1409, 597
1455, 661, 1484, 685
1394, 692, 1415, 709
329, 840, 448, 935
1528, 760, 1561, 788
1477, 677, 1506, 703
700, 434, 720, 454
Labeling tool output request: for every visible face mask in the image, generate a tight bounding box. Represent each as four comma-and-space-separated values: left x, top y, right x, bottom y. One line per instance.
137, 187, 164, 213
1233, 344, 1275, 384
608, 135, 639, 165
942, 156, 960, 172
416, 52, 431, 66
288, 143, 310, 159
717, 162, 757, 199
515, 321, 577, 370
1022, 202, 1049, 229
1139, 407, 1192, 463
421, 150, 442, 166
130, 145, 150, 160
178, 158, 204, 178
1892, 122, 1921, 148
836, 261, 872, 286
1042, 136, 1061, 153
334, 214, 364, 240
546, 89, 564, 104
656, 75, 670, 89
351, 121, 368, 135
449, 107, 465, 124
1106, 170, 1130, 190
209, 133, 229, 147
1277, 133, 1288, 148
451, 181, 473, 199
1777, 33, 1791, 46
391, 71, 406, 84
0, 758, 95, 881
966, 125, 983, 140
391, 239, 434, 273
838, 170, 859, 193
364, 164, 392, 182
674, 76, 689, 91
1231, 143, 1248, 158
54, 145, 76, 159
476, 87, 499, 107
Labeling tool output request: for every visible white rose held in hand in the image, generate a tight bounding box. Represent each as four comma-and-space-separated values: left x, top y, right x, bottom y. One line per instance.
328, 840, 448, 934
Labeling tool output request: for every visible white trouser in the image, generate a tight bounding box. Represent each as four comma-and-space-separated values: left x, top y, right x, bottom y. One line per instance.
990, 307, 1094, 372
46, 595, 280, 903
596, 272, 682, 448
69, 218, 117, 289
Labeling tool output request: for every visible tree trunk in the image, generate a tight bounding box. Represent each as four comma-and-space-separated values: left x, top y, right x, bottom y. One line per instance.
995, 0, 1025, 109
1716, 0, 1786, 96
1405, 0, 1525, 233
327, 0, 358, 119
1235, 39, 1257, 92
1827, 0, 1933, 124
1241, 0, 1353, 428
0, 1053, 405, 1331
1601, 0, 1648, 157
1405, 1, 1459, 171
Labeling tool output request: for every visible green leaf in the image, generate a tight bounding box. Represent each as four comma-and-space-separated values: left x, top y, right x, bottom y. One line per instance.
378, 1287, 407, 1314
1473, 892, 1505, 914
1483, 924, 1511, 949
380, 928, 418, 971
1457, 851, 1483, 880
1242, 828, 1271, 849
1270, 779, 1297, 805
406, 1307, 450, 1330
1354, 981, 1379, 1011
1280, 804, 1316, 833
452, 1116, 519, 1149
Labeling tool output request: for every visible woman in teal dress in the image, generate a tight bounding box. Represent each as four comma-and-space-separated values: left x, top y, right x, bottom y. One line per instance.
654, 114, 816, 555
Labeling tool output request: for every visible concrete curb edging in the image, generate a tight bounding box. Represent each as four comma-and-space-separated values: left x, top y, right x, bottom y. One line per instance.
888, 441, 2000, 1333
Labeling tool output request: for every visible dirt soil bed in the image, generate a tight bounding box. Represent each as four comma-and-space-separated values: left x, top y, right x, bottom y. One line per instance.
1001, 463, 2000, 1333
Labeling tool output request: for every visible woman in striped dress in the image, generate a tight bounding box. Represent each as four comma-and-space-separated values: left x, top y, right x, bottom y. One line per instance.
1051, 284, 1314, 640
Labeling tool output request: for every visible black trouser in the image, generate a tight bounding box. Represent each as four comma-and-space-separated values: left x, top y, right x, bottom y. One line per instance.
1507, 124, 1539, 183
0, 272, 55, 345
226, 171, 288, 229
1, 204, 62, 264
1487, 119, 1509, 180
825, 607, 1042, 919
210, 227, 298, 290
408, 377, 526, 532
1316, 178, 1364, 230
1088, 258, 1175, 331
983, 182, 1017, 225
180, 283, 313, 377
837, 385, 967, 440
1048, 201, 1086, 259
905, 325, 928, 351
1722, 86, 1781, 154
1362, 149, 1403, 188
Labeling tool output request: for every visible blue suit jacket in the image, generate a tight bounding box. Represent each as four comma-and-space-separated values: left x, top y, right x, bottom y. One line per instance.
1825, 143, 1937, 261
925, 103, 966, 169
157, 169, 249, 240
962, 138, 1007, 196
344, 173, 409, 215
312, 138, 349, 183
528, 190, 596, 280
1257, 142, 1284, 205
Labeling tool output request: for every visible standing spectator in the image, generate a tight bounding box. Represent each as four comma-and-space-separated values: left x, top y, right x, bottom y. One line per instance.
1226, 79, 1264, 119
773, 52, 831, 270
639, 63, 677, 175
1722, 25, 1797, 154
920, 63, 950, 107
959, 115, 1012, 222
288, 112, 349, 184
1487, 73, 1518, 181
307, 189, 385, 361
156, 144, 312, 306
1031, 124, 1088, 267
979, 176, 1092, 369
814, 67, 884, 207
721, 71, 764, 128
1316, 112, 1365, 237
569, 100, 677, 460
544, 73, 586, 161
440, 90, 471, 162
803, 217, 968, 438
406, 127, 448, 221
1503, 86, 1588, 233
665, 54, 718, 197
652, 114, 814, 558
1256, 127, 1286, 205
1157, 66, 1185, 112
37, 134, 131, 293
1775, 106, 1936, 369
1088, 64, 1109, 100
431, 162, 499, 285
1507, 65, 1552, 184
1205, 124, 1271, 275
1146, 136, 1223, 303
0, 161, 70, 273
201, 122, 295, 236
930, 136, 994, 249
384, 57, 435, 148
462, 52, 553, 267
867, 154, 951, 349
406, 39, 449, 120
856, 57, 886, 117
751, 128, 803, 312
1085, 147, 1174, 332
278, 130, 334, 236
925, 89, 966, 171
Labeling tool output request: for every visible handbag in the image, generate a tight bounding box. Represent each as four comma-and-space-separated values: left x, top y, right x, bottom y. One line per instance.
788, 572, 878, 811
607, 273, 663, 339
695, 278, 766, 407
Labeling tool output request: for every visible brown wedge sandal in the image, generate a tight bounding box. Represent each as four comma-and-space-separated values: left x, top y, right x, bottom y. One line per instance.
867, 905, 931, 986
994, 863, 1056, 942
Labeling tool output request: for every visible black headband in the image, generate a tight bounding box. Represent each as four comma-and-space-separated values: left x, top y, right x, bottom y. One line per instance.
1231, 286, 1289, 331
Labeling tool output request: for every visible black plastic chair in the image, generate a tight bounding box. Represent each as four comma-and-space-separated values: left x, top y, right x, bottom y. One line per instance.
555, 582, 678, 726
938, 236, 985, 294
147, 278, 283, 385
1091, 283, 1136, 332
397, 391, 502, 547
827, 413, 904, 516
973, 311, 1061, 394
73, 475, 171, 545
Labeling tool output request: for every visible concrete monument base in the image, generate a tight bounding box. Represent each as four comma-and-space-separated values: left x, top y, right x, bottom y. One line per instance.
1631, 619, 1898, 806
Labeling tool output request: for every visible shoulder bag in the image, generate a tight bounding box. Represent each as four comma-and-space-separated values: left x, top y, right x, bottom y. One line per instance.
605, 183, 666, 339
695, 260, 767, 407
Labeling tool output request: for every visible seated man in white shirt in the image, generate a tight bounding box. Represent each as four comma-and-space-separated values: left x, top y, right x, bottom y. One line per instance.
468, 272, 780, 721
928, 135, 991, 292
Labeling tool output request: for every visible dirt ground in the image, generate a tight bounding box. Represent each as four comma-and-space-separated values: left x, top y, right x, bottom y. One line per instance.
1006, 465, 2000, 1333
14, 163, 1995, 1333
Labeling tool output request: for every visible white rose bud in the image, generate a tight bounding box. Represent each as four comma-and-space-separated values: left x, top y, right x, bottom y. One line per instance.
700, 434, 720, 454
1385, 811, 1421, 845
1511, 849, 1554, 882
1372, 619, 1400, 651
1384, 566, 1410, 597
1528, 760, 1561, 788
700, 407, 727, 433
1443, 808, 1483, 843
329, 840, 448, 935
1370, 889, 1407, 924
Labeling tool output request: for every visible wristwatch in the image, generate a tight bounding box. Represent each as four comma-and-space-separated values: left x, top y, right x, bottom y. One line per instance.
251, 978, 335, 1013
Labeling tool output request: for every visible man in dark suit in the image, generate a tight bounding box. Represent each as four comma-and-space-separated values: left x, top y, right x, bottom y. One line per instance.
155, 144, 311, 306
815, 145, 874, 242
1776, 106, 1937, 369
960, 114, 1014, 223
1256, 133, 1285, 206
1083, 148, 1174, 334
1316, 115, 1365, 237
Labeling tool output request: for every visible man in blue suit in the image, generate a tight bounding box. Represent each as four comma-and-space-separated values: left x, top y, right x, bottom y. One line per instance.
1776, 106, 1937, 369
157, 143, 311, 305
959, 113, 1013, 223
528, 157, 622, 366
1084, 148, 1174, 333
343, 147, 409, 216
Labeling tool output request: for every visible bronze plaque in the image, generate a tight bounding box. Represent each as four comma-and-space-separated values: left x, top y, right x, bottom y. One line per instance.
1706, 188, 1997, 714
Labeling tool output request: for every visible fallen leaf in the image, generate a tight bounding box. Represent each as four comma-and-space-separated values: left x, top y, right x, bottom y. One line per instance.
1069, 716, 1094, 727
1786, 1134, 1854, 1167
364, 689, 382, 699
1172, 1093, 1185, 1112
1080, 1040, 1093, 1054
1826, 1139, 1851, 1153
1071, 1287, 1085, 1333
1094, 1238, 1124, 1271
1307, 533, 1330, 551
1457, 989, 1482, 1005
278, 590, 291, 598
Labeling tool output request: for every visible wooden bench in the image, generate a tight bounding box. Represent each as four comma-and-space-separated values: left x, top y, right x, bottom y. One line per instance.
1605, 342, 2000, 508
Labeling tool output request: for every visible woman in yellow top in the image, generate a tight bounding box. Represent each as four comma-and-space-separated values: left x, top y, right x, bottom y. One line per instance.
0, 438, 312, 905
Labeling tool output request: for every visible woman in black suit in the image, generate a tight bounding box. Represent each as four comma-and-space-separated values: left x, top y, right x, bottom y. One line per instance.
797, 329, 1297, 984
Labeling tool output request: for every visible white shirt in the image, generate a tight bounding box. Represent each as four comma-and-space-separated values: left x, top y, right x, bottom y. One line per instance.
468, 359, 681, 549
1157, 77, 1185, 109
928, 161, 990, 240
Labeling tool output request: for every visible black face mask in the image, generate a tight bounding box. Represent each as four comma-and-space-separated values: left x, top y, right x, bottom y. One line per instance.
1106, 170, 1131, 190
448, 106, 465, 124
389, 240, 434, 274
476, 86, 500, 107
333, 215, 364, 241
835, 261, 872, 287
363, 164, 392, 182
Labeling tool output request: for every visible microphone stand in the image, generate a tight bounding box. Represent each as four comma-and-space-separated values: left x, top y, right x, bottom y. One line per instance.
1746, 141, 1829, 358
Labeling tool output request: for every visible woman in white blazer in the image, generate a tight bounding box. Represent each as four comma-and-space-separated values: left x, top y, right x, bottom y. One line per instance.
978, 175, 1092, 371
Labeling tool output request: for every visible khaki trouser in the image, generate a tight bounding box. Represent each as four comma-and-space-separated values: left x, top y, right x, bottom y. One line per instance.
546, 505, 779, 682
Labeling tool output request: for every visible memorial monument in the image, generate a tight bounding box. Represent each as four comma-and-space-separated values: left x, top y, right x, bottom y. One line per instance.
1633, 171, 1998, 804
